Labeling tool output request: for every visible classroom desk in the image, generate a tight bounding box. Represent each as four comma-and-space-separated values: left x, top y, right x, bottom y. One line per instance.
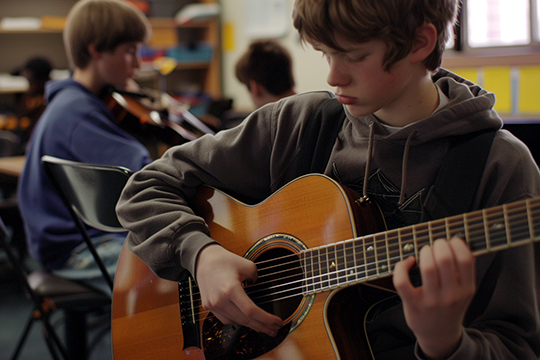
0, 155, 25, 185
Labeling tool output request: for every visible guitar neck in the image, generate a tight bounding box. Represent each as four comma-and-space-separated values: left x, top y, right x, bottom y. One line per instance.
301, 197, 540, 295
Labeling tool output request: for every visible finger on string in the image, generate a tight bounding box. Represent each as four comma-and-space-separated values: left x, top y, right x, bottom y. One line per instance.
393, 256, 418, 299
418, 243, 440, 291
229, 285, 282, 335
449, 237, 475, 290
432, 239, 458, 290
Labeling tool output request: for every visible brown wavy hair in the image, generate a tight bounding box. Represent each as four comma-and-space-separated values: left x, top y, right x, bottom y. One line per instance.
293, 0, 459, 71
235, 40, 295, 96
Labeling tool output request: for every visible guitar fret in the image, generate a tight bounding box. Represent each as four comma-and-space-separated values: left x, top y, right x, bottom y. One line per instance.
506, 200, 533, 246
394, 227, 412, 270
319, 247, 329, 290
526, 201, 533, 240
445, 217, 451, 240
372, 232, 388, 277
415, 221, 432, 253
363, 234, 377, 278
526, 200, 539, 242
531, 198, 540, 239
310, 247, 321, 292
356, 236, 367, 280
463, 213, 470, 245
429, 218, 447, 243
343, 240, 356, 282
504, 204, 516, 246
386, 231, 393, 272
465, 209, 487, 252
482, 209, 491, 251
326, 244, 338, 287
411, 223, 427, 259
446, 216, 465, 240
335, 241, 349, 285
485, 207, 507, 249
301, 249, 314, 294
334, 243, 341, 285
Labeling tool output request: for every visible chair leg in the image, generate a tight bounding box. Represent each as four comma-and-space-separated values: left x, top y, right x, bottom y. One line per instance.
10, 312, 35, 360
42, 317, 68, 360
10, 310, 67, 360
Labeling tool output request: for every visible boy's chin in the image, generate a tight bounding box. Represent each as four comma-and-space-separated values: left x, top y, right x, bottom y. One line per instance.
109, 79, 134, 91
345, 104, 372, 118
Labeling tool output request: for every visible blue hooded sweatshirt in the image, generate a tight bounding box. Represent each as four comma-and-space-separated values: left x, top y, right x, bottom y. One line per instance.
18, 78, 151, 269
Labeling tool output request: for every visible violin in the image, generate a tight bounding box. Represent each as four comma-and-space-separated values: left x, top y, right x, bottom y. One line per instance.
103, 87, 215, 149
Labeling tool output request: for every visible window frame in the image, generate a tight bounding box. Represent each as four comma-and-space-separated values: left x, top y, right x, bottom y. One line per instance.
442, 0, 540, 68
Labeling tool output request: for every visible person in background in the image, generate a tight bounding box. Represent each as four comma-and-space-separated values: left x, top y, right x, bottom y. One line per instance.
218, 39, 297, 129
18, 0, 152, 294
17, 56, 53, 147
117, 0, 540, 359
235, 39, 296, 110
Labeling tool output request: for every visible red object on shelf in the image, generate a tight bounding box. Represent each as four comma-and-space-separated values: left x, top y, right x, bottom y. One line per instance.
124, 0, 150, 14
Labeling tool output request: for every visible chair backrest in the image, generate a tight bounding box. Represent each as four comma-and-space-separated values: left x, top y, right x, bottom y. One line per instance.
41, 155, 133, 290
41, 155, 133, 232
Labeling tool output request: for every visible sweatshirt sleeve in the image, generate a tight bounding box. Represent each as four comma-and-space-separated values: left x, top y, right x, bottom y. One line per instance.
414, 131, 540, 360
116, 114, 274, 280
116, 91, 335, 281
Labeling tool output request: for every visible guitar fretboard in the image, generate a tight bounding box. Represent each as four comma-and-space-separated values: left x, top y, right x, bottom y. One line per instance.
300, 197, 540, 295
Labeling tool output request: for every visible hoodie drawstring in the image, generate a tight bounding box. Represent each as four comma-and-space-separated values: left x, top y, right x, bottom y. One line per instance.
398, 130, 417, 205
361, 121, 416, 206
362, 121, 375, 200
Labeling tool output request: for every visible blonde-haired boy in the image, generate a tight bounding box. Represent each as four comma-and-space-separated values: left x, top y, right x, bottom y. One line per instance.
19, 0, 152, 295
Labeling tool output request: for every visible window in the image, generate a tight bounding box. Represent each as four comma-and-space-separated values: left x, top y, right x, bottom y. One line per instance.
458, 0, 540, 49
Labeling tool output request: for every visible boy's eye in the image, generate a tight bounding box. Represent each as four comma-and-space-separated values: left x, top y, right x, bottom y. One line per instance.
348, 54, 367, 62
127, 46, 138, 55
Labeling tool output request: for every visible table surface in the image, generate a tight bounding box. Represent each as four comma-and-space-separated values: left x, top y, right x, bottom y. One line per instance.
0, 156, 25, 178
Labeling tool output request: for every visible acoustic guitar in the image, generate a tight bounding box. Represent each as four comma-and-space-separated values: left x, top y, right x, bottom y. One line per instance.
112, 174, 540, 360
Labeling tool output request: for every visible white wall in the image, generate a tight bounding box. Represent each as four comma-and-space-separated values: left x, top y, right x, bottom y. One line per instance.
220, 0, 334, 111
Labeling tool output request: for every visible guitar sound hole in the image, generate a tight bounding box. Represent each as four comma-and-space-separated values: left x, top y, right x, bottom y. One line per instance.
250, 247, 303, 321
201, 243, 304, 360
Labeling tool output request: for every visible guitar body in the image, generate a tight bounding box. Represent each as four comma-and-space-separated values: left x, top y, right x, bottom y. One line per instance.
112, 174, 391, 360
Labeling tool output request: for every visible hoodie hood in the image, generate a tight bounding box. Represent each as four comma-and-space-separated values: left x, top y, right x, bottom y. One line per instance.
329, 69, 503, 229
345, 68, 503, 146
45, 77, 92, 104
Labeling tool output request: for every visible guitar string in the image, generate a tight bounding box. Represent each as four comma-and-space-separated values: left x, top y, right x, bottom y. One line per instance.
247, 201, 539, 302
185, 202, 539, 316
191, 215, 538, 321
235, 202, 537, 293
183, 201, 540, 319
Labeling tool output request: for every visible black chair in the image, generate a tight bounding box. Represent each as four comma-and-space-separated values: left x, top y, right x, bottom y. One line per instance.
41, 155, 133, 291
36, 155, 133, 359
0, 215, 111, 360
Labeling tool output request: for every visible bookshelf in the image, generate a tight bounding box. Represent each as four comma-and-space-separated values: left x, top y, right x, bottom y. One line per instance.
0, 0, 222, 100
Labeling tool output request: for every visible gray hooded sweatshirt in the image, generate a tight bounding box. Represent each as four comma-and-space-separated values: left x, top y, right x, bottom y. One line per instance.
116, 69, 540, 359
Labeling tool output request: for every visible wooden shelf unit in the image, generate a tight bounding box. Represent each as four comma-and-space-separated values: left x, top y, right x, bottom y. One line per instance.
0, 0, 222, 100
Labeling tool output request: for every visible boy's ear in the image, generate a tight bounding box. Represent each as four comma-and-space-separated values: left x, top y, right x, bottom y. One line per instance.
410, 23, 438, 63
87, 43, 101, 59
249, 79, 264, 98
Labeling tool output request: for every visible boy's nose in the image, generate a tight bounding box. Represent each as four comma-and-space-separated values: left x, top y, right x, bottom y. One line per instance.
133, 54, 141, 69
326, 60, 350, 88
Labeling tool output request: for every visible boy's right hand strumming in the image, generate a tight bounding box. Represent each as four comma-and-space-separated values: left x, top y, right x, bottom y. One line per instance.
195, 243, 283, 337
